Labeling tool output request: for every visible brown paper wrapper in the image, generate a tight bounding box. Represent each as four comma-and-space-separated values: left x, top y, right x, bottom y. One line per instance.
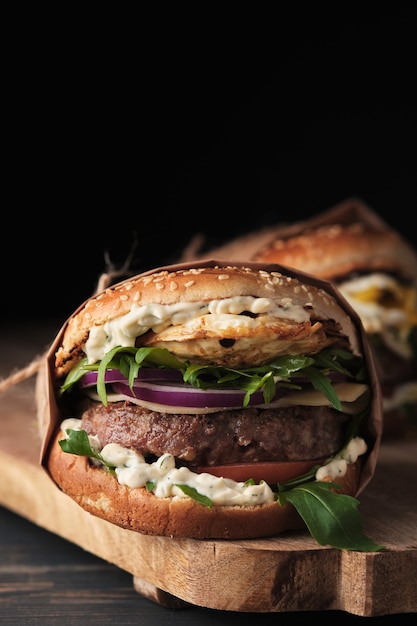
36, 258, 383, 499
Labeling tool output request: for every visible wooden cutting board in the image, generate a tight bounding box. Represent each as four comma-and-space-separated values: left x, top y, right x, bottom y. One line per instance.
0, 327, 416, 616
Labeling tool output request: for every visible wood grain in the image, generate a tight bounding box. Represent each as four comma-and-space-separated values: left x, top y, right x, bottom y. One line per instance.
0, 327, 416, 616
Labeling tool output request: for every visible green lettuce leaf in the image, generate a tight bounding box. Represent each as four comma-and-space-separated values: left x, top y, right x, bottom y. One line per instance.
175, 484, 213, 507
60, 346, 363, 411
279, 481, 384, 552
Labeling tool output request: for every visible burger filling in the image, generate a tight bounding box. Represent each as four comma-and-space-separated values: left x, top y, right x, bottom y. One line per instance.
57, 292, 371, 510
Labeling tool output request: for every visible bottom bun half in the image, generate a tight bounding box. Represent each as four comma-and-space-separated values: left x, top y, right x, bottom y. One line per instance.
47, 429, 361, 540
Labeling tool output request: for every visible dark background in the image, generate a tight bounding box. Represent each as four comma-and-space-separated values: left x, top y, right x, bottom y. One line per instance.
3, 13, 416, 326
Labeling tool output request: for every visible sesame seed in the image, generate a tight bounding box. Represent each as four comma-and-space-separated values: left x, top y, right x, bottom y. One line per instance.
120, 294, 128, 301
185, 280, 195, 287
156, 283, 164, 290
217, 274, 229, 280
169, 281, 178, 290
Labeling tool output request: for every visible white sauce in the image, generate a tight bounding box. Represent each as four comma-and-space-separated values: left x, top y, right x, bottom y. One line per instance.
59, 419, 367, 507
85, 295, 311, 364
315, 437, 367, 482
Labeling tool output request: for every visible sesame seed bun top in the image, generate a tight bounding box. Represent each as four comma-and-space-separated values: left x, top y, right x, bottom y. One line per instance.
54, 260, 362, 377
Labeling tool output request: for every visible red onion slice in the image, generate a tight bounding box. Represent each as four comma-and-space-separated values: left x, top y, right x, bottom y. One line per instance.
80, 368, 183, 388
111, 381, 282, 408
78, 367, 345, 409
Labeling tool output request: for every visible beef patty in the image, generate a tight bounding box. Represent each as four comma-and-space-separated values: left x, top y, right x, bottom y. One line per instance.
80, 401, 348, 469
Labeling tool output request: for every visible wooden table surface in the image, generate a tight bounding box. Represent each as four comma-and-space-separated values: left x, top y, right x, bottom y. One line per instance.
0, 322, 416, 625
1, 503, 415, 626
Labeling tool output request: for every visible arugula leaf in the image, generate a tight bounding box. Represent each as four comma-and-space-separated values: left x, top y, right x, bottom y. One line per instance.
181, 351, 349, 409
314, 348, 367, 382
135, 346, 186, 370
59, 358, 98, 393
264, 354, 316, 377
59, 429, 101, 460
175, 484, 213, 507
279, 481, 384, 552
60, 345, 365, 411
302, 366, 342, 411
59, 429, 117, 473
97, 347, 128, 405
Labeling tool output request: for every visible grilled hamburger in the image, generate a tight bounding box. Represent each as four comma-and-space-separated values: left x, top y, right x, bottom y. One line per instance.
38, 260, 382, 548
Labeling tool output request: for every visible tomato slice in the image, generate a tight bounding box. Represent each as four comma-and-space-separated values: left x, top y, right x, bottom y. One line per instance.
196, 459, 327, 484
